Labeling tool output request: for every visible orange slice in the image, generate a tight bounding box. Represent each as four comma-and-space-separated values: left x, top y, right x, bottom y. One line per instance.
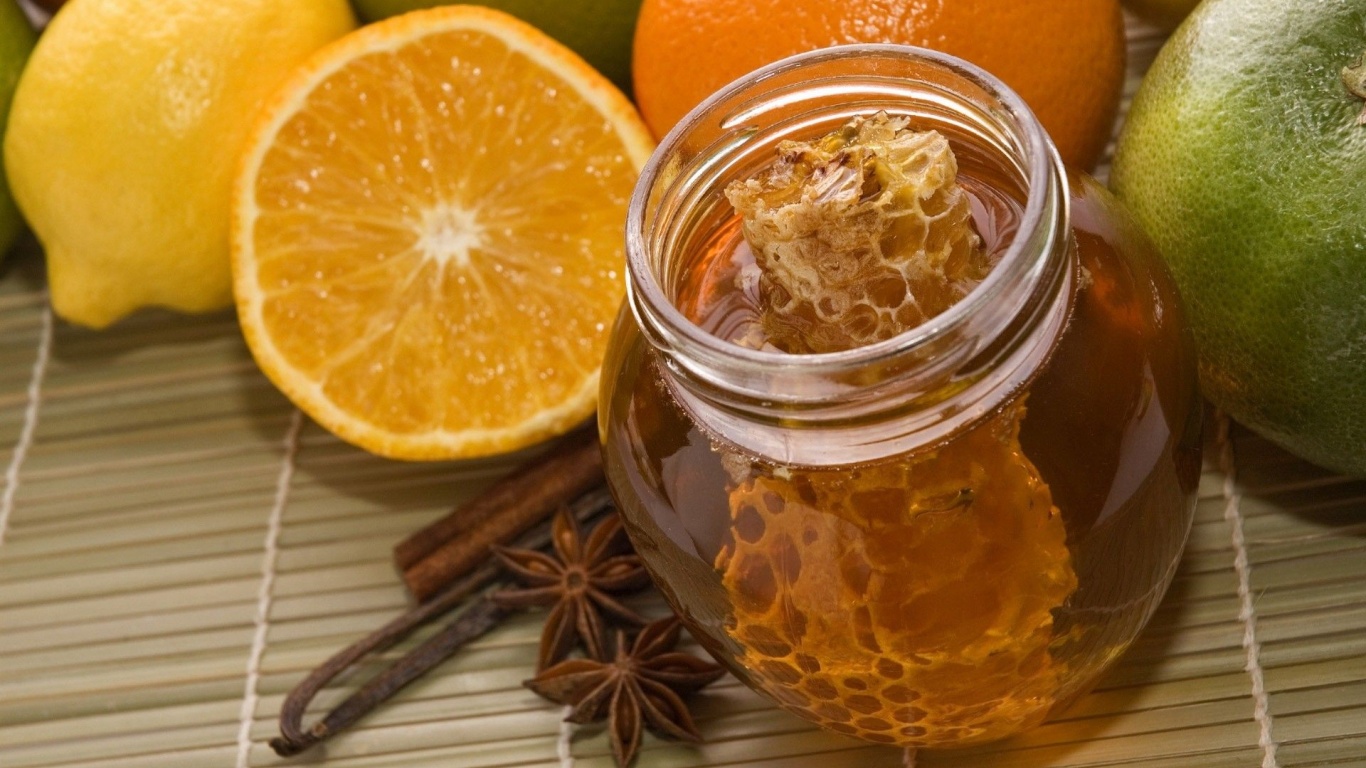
232, 6, 654, 459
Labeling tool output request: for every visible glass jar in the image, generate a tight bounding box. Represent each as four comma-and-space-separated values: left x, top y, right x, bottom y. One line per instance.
600, 45, 1201, 749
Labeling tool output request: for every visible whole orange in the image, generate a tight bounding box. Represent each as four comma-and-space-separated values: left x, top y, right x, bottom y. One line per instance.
632, 0, 1125, 170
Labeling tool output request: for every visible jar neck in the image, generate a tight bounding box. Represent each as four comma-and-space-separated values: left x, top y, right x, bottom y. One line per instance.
625, 45, 1073, 465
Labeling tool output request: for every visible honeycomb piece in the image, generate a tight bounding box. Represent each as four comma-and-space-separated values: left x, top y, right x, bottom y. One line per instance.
713, 111, 1076, 747
724, 112, 993, 354
716, 401, 1077, 747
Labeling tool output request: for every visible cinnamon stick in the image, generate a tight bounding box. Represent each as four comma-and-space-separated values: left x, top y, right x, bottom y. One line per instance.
394, 428, 601, 570
399, 429, 605, 602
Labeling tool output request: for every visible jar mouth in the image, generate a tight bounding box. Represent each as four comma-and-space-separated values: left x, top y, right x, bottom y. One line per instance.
625, 44, 1065, 390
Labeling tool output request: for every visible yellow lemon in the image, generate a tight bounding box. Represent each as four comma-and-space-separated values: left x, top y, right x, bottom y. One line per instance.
231, 7, 654, 460
4, 0, 355, 328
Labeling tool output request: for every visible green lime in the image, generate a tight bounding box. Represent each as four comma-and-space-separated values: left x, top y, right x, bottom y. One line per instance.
1112, 0, 1366, 475
1120, 0, 1200, 31
351, 0, 642, 91
0, 0, 34, 255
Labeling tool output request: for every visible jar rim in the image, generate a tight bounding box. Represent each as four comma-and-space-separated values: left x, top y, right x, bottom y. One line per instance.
624, 43, 1063, 377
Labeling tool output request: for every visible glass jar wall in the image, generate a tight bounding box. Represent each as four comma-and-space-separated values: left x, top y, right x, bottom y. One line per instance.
600, 45, 1201, 749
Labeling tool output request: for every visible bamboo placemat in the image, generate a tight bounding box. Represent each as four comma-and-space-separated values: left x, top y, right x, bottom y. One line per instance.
2, 16, 1364, 768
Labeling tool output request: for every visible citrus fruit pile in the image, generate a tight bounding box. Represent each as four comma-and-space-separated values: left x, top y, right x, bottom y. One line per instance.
3, 0, 654, 460
0, 0, 1134, 461
2, 0, 1363, 475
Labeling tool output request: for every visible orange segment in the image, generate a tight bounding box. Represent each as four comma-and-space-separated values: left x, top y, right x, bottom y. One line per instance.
232, 6, 654, 459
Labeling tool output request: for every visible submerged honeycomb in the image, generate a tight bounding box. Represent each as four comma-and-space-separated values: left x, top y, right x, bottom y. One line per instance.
713, 114, 1078, 748
724, 112, 995, 354
716, 404, 1076, 746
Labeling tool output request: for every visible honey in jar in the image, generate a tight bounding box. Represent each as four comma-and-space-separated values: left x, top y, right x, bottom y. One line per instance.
600, 45, 1201, 749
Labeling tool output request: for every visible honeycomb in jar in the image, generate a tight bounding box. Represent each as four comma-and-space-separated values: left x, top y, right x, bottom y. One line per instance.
715, 113, 1078, 747
723, 111, 996, 355
716, 403, 1077, 746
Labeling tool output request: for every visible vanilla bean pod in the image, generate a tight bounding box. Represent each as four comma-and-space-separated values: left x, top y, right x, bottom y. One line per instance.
271, 486, 612, 757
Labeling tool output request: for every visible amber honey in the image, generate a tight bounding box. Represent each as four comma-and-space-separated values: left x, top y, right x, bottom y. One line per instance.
602, 45, 1201, 750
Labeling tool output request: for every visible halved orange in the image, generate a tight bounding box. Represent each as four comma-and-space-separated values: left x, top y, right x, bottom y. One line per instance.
232, 6, 654, 459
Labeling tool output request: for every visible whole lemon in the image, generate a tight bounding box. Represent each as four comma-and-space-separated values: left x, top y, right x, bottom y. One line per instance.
0, 0, 35, 256
1112, 0, 1366, 475
351, 0, 643, 92
4, 0, 355, 328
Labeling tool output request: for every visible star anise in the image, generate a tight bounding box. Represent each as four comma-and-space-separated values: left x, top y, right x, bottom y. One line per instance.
491, 507, 651, 670
526, 617, 727, 767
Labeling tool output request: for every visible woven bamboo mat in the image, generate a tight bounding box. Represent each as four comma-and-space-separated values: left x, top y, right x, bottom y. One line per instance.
2, 16, 1364, 768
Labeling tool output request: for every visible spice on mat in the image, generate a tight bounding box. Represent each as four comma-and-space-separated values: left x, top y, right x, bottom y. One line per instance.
526, 618, 727, 767
270, 488, 614, 757
397, 428, 605, 601
492, 507, 652, 670
272, 438, 730, 766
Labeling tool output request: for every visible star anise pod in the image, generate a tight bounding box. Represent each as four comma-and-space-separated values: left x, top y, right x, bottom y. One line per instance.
491, 507, 651, 670
526, 617, 727, 767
